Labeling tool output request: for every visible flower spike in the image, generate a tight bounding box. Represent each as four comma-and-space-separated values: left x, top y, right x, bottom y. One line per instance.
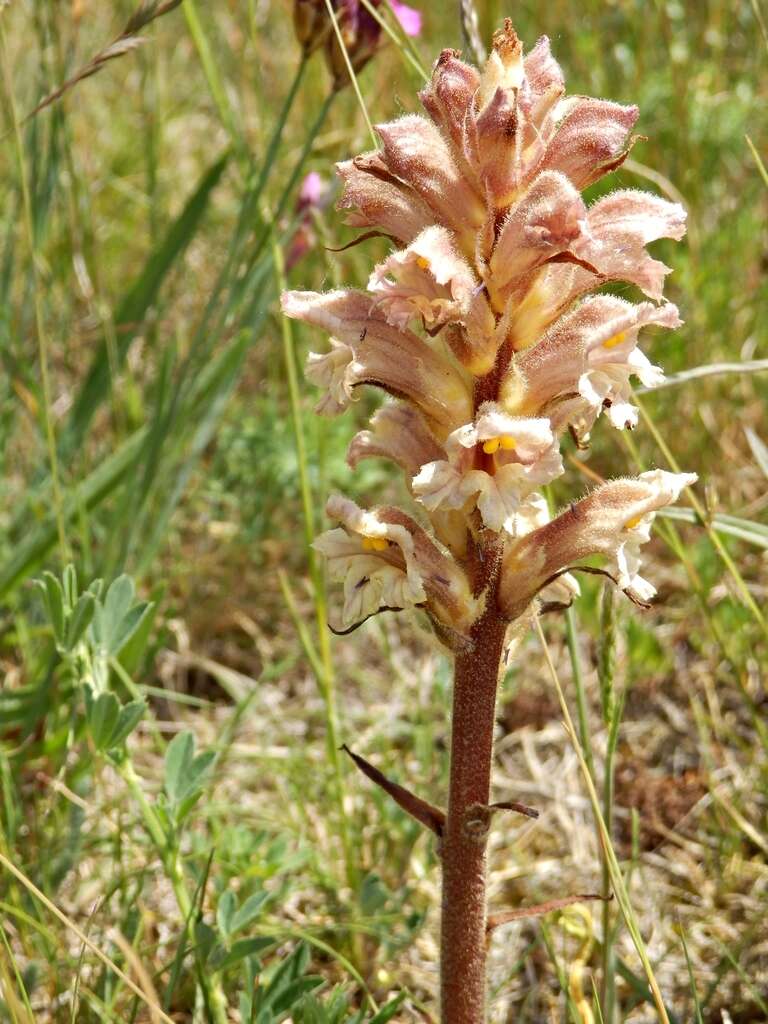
282, 23, 697, 1018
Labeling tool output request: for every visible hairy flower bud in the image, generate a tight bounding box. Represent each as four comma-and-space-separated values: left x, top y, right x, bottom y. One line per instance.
324, 0, 381, 88
293, 0, 332, 55
498, 471, 697, 620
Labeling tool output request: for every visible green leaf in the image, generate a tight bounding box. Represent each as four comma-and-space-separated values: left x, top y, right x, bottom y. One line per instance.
39, 571, 65, 642
91, 576, 152, 657
260, 943, 311, 1014
65, 592, 96, 650
216, 890, 236, 939
62, 564, 78, 609
87, 691, 121, 751
66, 151, 230, 448
360, 873, 389, 916
108, 699, 146, 748
102, 575, 135, 632
110, 601, 153, 655
164, 735, 214, 815
230, 891, 269, 934
193, 920, 216, 962
272, 978, 325, 1017
116, 592, 158, 673
188, 750, 216, 791
214, 936, 273, 971
174, 789, 205, 826
369, 993, 407, 1024
164, 731, 195, 804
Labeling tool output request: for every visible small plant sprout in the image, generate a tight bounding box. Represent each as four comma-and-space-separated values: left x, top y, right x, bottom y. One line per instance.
282, 20, 696, 1023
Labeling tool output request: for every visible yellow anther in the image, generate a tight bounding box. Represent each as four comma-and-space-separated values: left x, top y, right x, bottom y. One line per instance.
362, 535, 388, 552
603, 331, 627, 350
482, 435, 516, 454
415, 255, 430, 270
624, 514, 643, 530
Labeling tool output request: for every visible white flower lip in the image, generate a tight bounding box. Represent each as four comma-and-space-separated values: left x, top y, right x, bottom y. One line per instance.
414, 403, 564, 535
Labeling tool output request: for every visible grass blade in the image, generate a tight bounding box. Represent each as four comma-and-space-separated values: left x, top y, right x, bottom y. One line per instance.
65, 150, 230, 448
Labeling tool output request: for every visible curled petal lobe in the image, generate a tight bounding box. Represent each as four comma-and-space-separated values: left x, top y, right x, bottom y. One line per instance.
577, 190, 687, 300
368, 226, 477, 330
412, 460, 467, 513
505, 296, 679, 430
588, 189, 687, 244
316, 495, 427, 625
305, 339, 356, 415
413, 404, 563, 533
281, 289, 472, 429
347, 402, 445, 476
317, 495, 480, 632
336, 155, 433, 243
498, 470, 697, 620
538, 97, 639, 190
450, 403, 560, 470
375, 116, 485, 246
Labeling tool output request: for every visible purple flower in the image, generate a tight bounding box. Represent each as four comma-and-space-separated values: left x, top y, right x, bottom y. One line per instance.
390, 0, 422, 37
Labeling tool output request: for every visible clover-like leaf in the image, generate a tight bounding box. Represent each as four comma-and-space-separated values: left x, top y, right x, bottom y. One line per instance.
35, 572, 65, 645
86, 690, 121, 752
164, 731, 215, 820
216, 890, 237, 940
230, 891, 270, 934
108, 699, 146, 748
65, 592, 96, 650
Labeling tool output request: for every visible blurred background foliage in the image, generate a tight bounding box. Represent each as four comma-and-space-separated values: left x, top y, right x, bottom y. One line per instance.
0, 1, 766, 1021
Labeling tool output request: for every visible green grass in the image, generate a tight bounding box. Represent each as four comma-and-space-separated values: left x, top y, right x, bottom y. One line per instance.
0, 1, 766, 1021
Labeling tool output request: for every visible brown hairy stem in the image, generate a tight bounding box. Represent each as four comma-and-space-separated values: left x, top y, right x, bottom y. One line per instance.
440, 599, 507, 1024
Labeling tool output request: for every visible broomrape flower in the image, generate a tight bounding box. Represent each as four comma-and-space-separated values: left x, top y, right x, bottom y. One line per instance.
283, 21, 695, 640
315, 494, 481, 634
282, 21, 697, 1023
412, 404, 563, 535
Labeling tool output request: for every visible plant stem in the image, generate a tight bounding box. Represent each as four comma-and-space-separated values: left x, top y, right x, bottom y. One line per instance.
440, 600, 507, 1024
118, 758, 229, 1024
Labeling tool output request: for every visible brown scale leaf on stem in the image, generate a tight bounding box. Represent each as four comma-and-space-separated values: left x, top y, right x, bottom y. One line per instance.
486, 893, 611, 934
341, 744, 446, 837
489, 799, 540, 820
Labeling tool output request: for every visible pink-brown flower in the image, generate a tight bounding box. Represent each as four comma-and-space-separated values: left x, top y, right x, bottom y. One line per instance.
283, 20, 696, 636
498, 471, 697, 621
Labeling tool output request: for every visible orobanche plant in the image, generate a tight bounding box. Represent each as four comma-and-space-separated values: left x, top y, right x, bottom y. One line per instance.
282, 21, 695, 1022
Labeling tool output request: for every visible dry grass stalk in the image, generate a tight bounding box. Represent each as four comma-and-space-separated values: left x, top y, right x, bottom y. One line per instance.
24, 0, 183, 121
